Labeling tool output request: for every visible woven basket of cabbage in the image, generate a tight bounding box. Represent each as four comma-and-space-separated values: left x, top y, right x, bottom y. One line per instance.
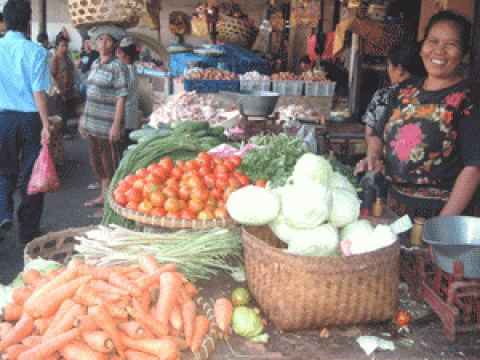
241, 217, 400, 331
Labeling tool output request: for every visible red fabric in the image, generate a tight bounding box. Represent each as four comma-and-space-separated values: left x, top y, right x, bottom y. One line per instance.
307, 34, 318, 64
321, 31, 336, 60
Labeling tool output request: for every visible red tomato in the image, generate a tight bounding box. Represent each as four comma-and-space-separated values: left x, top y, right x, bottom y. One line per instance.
191, 187, 209, 202
210, 187, 224, 202
228, 177, 241, 189
126, 201, 140, 211
137, 200, 153, 214
164, 179, 180, 192
230, 155, 242, 167
223, 186, 237, 202
185, 159, 200, 172
114, 193, 128, 207
197, 209, 214, 220
163, 186, 178, 199
223, 159, 236, 172
125, 188, 143, 203
175, 160, 186, 168
166, 210, 181, 219
198, 166, 212, 177
151, 207, 167, 217
188, 198, 204, 213
216, 177, 230, 191
132, 178, 146, 191
159, 158, 174, 175
124, 174, 139, 185
237, 174, 251, 187
203, 174, 217, 189
395, 311, 412, 326
150, 191, 165, 208
135, 168, 149, 178
214, 207, 229, 219
151, 166, 168, 183
178, 186, 192, 201
255, 179, 267, 187
145, 172, 162, 185
181, 208, 197, 220
171, 166, 184, 180
164, 197, 180, 212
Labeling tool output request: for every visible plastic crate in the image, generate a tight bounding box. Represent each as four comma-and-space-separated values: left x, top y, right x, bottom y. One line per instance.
184, 79, 240, 93
272, 80, 304, 96
239, 78, 271, 92
304, 81, 336, 97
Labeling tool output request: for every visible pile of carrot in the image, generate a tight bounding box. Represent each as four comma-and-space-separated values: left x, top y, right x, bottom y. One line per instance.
0, 254, 215, 360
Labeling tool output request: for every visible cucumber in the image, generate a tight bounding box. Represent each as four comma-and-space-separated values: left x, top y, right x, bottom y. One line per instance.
129, 128, 172, 142
208, 125, 225, 136
171, 121, 210, 133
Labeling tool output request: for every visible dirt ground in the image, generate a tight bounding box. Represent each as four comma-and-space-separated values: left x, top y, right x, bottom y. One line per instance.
193, 268, 480, 360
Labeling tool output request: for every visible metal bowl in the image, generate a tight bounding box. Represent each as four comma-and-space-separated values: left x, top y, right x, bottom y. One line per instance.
422, 216, 480, 278
234, 91, 280, 117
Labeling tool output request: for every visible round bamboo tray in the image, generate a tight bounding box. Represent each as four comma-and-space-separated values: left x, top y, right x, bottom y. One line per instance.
241, 217, 400, 331
216, 16, 257, 49
109, 191, 237, 229
68, 0, 144, 30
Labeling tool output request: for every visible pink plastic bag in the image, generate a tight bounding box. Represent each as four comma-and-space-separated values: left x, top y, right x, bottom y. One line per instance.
27, 143, 60, 195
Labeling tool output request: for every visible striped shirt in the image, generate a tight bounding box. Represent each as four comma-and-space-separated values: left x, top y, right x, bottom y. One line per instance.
124, 64, 140, 130
82, 56, 128, 138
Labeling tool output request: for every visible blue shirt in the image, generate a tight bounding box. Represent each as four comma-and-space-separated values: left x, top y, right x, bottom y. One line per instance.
0, 31, 51, 112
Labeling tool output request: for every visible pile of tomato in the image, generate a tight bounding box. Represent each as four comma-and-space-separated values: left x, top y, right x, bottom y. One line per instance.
113, 152, 264, 220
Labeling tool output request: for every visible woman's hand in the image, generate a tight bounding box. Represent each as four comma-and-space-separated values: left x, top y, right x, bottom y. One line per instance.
109, 124, 121, 143
41, 127, 50, 145
354, 155, 383, 176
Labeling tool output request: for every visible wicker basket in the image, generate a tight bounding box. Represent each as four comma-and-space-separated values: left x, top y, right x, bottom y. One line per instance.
109, 191, 237, 229
241, 218, 400, 331
216, 16, 258, 50
68, 0, 145, 30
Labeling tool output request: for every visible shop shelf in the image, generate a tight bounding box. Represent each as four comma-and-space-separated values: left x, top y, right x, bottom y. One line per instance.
184, 79, 240, 93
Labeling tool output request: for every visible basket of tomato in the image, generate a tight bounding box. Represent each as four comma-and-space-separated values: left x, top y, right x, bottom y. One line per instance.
109, 152, 252, 229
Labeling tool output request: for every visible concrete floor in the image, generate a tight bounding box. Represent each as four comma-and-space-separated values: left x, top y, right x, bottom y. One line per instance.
1, 133, 480, 359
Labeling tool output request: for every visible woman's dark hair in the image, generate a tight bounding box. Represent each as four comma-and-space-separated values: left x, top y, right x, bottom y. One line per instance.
37, 32, 48, 44
55, 35, 69, 48
3, 0, 31, 32
423, 11, 471, 54
119, 44, 139, 62
387, 39, 426, 77
299, 55, 311, 65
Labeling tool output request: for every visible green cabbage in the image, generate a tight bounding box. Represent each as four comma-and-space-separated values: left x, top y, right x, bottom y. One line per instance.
329, 171, 356, 194
290, 153, 332, 185
232, 306, 264, 338
287, 223, 339, 257
279, 182, 332, 229
226, 185, 280, 225
329, 188, 361, 228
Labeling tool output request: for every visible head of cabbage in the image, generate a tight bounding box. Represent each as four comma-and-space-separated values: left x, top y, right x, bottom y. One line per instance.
290, 153, 332, 185
329, 188, 361, 228
287, 223, 339, 257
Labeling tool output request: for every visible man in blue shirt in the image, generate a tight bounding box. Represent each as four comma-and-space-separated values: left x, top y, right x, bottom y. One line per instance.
0, 0, 51, 244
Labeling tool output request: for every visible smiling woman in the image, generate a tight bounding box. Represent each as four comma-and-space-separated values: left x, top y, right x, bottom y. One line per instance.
355, 11, 480, 219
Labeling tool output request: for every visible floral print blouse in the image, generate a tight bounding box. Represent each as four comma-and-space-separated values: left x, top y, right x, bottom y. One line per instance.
371, 78, 480, 201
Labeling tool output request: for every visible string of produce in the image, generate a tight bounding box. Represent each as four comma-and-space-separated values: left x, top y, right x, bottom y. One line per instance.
74, 225, 242, 280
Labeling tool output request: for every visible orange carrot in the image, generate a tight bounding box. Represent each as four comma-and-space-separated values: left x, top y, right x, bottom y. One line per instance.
0, 322, 14, 339
88, 302, 124, 357
190, 315, 210, 352
37, 275, 91, 318
127, 270, 144, 280
169, 304, 183, 331
120, 335, 178, 360
3, 302, 23, 321
22, 269, 42, 288
150, 285, 160, 304
43, 299, 75, 338
89, 280, 129, 296
66, 257, 84, 268
73, 285, 112, 307
33, 316, 53, 335
0, 311, 35, 352
135, 264, 177, 291
4, 344, 29, 360
125, 349, 161, 360
138, 254, 161, 274
156, 272, 182, 326
118, 321, 154, 339
138, 290, 151, 313
11, 285, 33, 306
181, 299, 197, 347
23, 267, 78, 318
17, 327, 81, 360
213, 297, 233, 332
44, 353, 60, 360
183, 282, 198, 297
108, 272, 142, 297
164, 335, 188, 351
176, 284, 190, 305
43, 269, 59, 281
43, 303, 86, 339
105, 300, 129, 320
82, 330, 114, 353
76, 265, 135, 280
126, 299, 169, 337
21, 334, 43, 347
73, 314, 99, 332
60, 339, 108, 360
